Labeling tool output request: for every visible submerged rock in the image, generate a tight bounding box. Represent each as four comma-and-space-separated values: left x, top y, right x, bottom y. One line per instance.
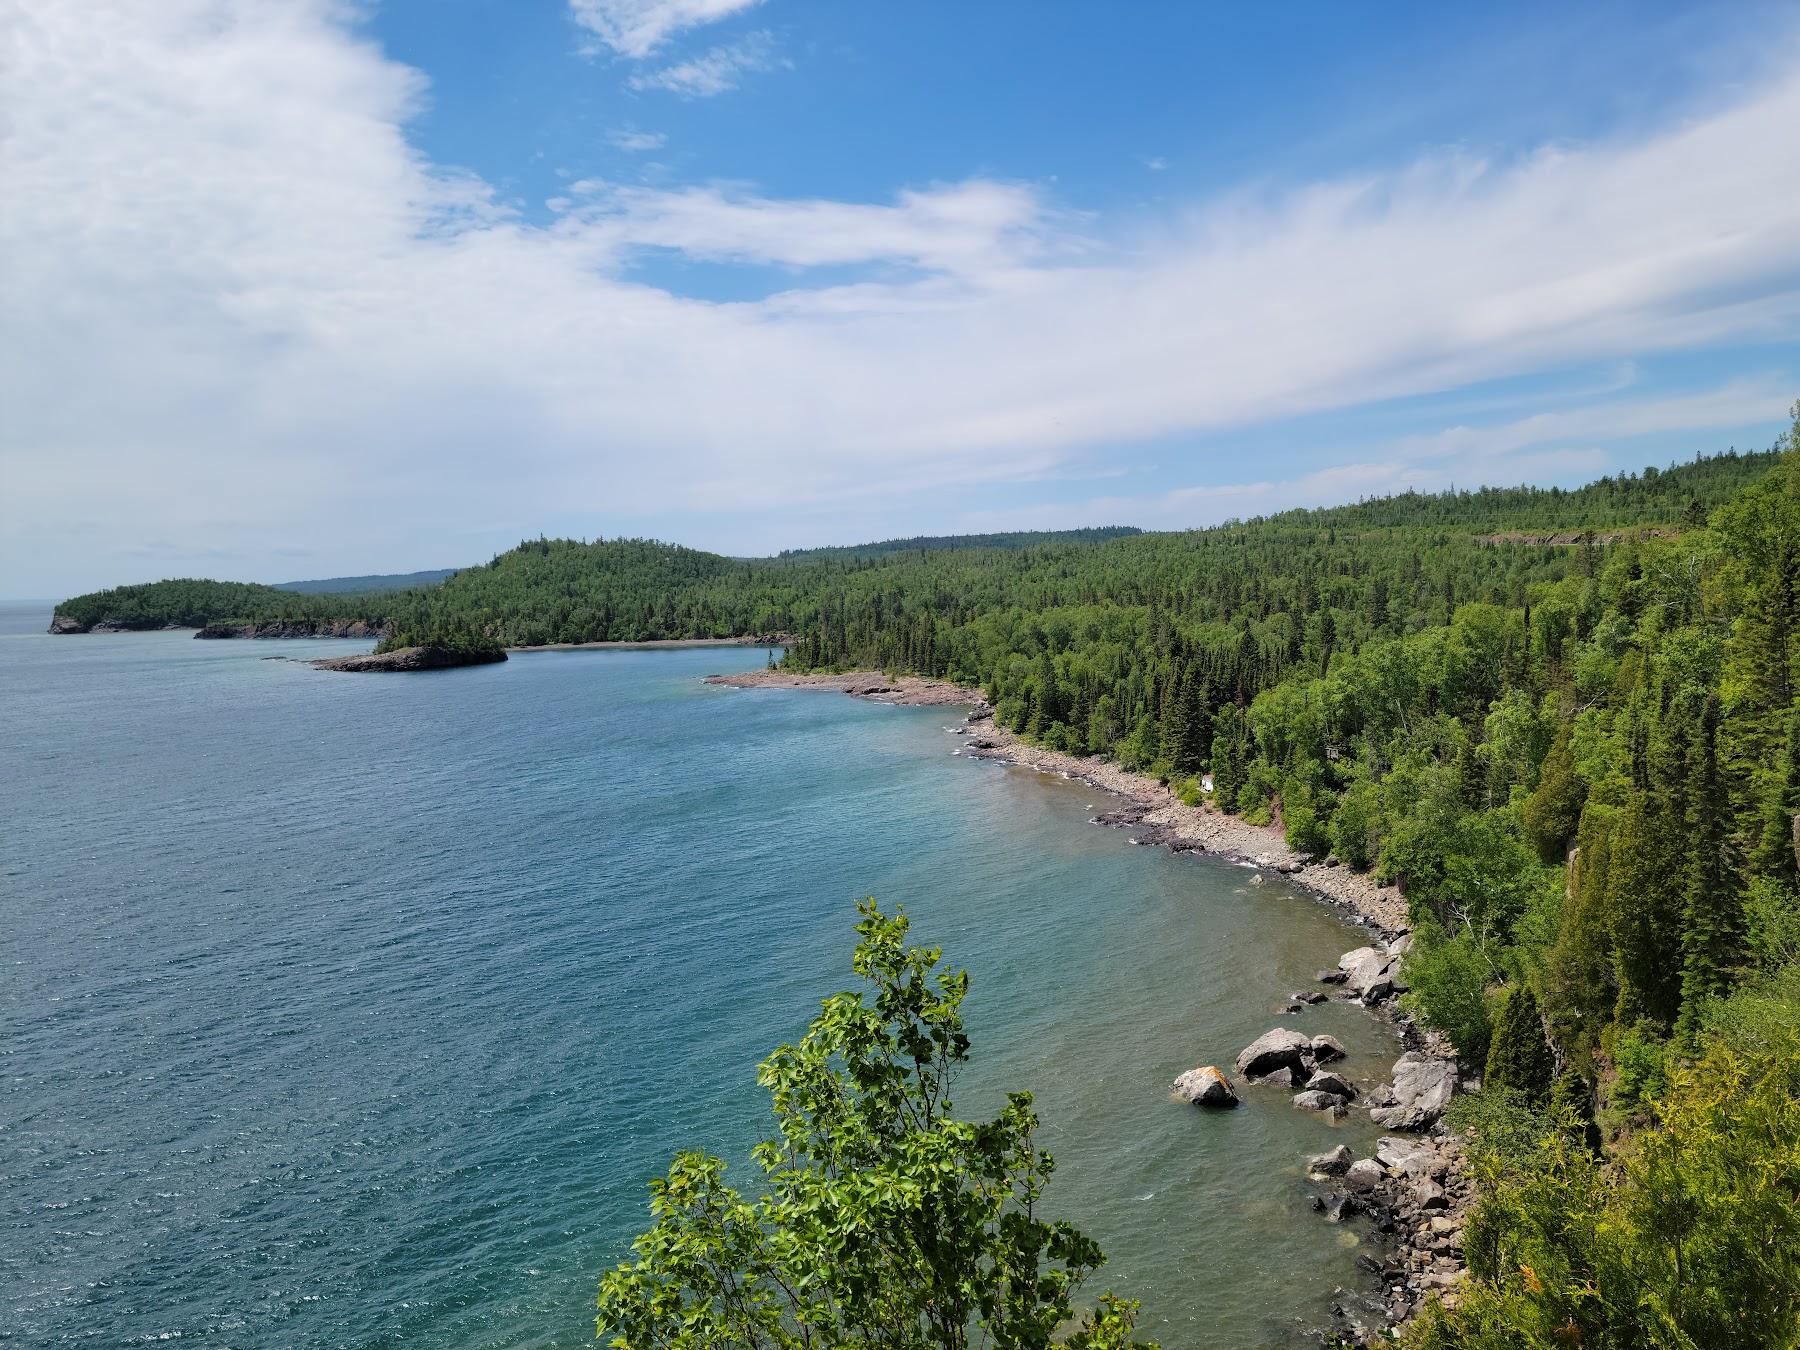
1171, 1065, 1239, 1108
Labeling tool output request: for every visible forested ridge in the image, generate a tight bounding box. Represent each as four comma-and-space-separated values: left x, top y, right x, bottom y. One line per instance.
50, 427, 1800, 1341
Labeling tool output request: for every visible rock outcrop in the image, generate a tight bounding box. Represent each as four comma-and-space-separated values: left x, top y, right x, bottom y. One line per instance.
310, 645, 506, 673
1171, 1064, 1239, 1108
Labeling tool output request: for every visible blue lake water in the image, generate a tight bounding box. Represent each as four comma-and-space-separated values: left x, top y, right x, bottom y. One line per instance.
0, 602, 1399, 1347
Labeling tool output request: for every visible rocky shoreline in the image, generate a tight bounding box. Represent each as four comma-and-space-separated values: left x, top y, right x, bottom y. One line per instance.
707, 666, 1469, 1342
310, 645, 507, 673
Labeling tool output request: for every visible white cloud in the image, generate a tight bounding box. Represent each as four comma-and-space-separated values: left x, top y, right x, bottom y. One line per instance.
569, 0, 763, 59
609, 127, 668, 152
551, 178, 1069, 276
951, 379, 1791, 536
627, 30, 785, 96
3, 0, 1800, 592
1389, 377, 1796, 461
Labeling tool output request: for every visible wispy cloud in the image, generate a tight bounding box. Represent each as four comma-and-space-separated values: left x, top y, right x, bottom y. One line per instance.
609, 127, 668, 152
627, 30, 785, 97
952, 379, 1792, 535
569, 0, 763, 59
550, 178, 1069, 277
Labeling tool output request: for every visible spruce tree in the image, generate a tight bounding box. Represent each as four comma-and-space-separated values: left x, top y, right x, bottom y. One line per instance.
1521, 721, 1586, 862
1484, 984, 1555, 1106
1753, 702, 1800, 882
1608, 796, 1686, 1028
1677, 692, 1745, 1034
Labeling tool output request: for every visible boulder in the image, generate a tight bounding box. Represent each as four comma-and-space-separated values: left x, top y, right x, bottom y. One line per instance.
1308, 1144, 1354, 1176
1410, 1178, 1449, 1212
1306, 1071, 1358, 1100
1309, 1034, 1348, 1063
1322, 1194, 1359, 1223
1256, 1064, 1297, 1088
1375, 1136, 1443, 1179
1293, 1089, 1348, 1114
1343, 1159, 1385, 1192
1316, 968, 1350, 985
1341, 944, 1406, 1001
1234, 1027, 1314, 1079
1387, 932, 1413, 957
1369, 1053, 1459, 1131
1171, 1065, 1239, 1108
1293, 989, 1328, 1005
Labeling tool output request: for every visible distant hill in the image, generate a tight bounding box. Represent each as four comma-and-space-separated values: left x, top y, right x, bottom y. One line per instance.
773, 527, 1142, 562
48, 443, 1791, 643
274, 568, 460, 594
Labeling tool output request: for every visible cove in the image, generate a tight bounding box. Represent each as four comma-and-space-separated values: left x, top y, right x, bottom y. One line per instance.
1, 611, 1398, 1348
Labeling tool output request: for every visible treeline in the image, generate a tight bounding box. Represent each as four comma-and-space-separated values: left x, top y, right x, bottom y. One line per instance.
53, 578, 390, 630
773, 525, 1143, 561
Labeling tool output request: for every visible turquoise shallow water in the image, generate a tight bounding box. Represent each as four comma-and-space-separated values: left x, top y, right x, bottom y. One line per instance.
0, 604, 1398, 1348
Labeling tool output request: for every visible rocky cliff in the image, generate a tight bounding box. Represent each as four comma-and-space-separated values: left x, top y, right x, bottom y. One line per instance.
310, 645, 506, 673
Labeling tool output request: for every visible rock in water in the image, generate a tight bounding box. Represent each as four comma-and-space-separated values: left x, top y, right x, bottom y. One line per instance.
1309, 1033, 1348, 1063
311, 645, 507, 673
1234, 1027, 1314, 1078
1306, 1071, 1358, 1100
1308, 1144, 1354, 1176
1171, 1065, 1239, 1108
1293, 1089, 1348, 1114
1343, 1159, 1385, 1192
1368, 1053, 1459, 1130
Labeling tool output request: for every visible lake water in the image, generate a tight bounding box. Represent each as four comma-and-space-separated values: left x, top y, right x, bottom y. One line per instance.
0, 602, 1399, 1348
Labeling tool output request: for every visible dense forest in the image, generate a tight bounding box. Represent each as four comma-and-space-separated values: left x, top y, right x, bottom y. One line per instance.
52, 428, 1800, 1343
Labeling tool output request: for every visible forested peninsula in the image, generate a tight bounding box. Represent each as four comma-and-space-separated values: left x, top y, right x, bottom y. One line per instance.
53, 423, 1800, 1343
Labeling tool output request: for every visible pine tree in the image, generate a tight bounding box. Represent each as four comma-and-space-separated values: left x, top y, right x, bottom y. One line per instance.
1677, 692, 1745, 1034
1521, 721, 1586, 862
1608, 795, 1687, 1029
1753, 702, 1800, 882
1485, 984, 1555, 1106
1542, 805, 1615, 1063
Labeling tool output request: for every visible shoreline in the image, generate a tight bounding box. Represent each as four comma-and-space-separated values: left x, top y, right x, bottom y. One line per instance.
708, 666, 1466, 1342
705, 668, 1407, 934
512, 637, 783, 653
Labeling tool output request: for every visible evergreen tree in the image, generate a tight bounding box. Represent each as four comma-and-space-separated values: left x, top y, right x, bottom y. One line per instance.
1521, 721, 1586, 862
1485, 984, 1555, 1106
1677, 693, 1745, 1034
1548, 1067, 1603, 1156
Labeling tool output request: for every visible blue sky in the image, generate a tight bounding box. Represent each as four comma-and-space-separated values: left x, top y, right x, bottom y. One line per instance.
3, 0, 1798, 592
